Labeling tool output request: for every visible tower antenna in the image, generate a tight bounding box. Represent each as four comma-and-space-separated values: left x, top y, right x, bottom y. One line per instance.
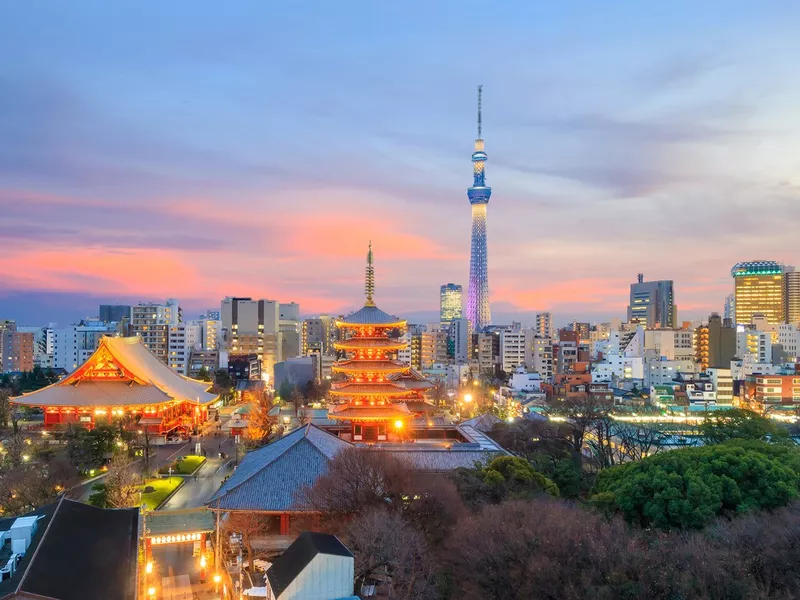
477, 84, 483, 139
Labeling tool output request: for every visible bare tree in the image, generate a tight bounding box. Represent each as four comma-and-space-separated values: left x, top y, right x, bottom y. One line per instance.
104, 452, 140, 508
343, 508, 437, 600
555, 393, 613, 455
298, 447, 412, 519
225, 512, 269, 572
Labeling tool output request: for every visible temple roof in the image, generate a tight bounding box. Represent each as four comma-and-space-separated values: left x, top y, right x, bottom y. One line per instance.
329, 382, 414, 396
13, 336, 217, 407
331, 360, 407, 373
337, 305, 406, 327
388, 369, 435, 390
207, 424, 350, 512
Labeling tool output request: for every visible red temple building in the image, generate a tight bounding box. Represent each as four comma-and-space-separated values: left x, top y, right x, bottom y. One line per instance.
12, 336, 218, 436
328, 244, 433, 442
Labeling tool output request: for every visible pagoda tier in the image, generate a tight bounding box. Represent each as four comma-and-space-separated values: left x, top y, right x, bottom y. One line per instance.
327, 244, 433, 443
334, 338, 406, 352
331, 360, 407, 375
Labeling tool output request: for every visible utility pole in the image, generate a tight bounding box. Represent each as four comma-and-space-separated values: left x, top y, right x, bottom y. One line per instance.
215, 499, 221, 571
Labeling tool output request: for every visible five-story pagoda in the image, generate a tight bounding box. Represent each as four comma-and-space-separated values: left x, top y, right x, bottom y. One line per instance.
329, 244, 429, 442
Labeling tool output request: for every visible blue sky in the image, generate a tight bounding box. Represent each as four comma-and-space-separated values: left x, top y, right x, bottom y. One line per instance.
1, 1, 799, 326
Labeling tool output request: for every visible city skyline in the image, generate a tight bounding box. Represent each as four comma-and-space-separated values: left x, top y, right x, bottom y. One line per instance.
2, 2, 800, 325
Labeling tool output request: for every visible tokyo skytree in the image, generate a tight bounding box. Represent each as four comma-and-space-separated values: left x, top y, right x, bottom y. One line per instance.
466, 85, 492, 331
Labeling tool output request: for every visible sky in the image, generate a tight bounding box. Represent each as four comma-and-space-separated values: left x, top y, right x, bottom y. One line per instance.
1, 1, 799, 327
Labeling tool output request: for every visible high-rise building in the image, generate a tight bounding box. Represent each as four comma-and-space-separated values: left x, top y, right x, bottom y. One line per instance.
785, 268, 800, 325
221, 297, 281, 375
535, 312, 554, 339
200, 310, 221, 351
168, 323, 190, 375
736, 330, 772, 364
694, 313, 736, 371
279, 302, 301, 361
130, 299, 180, 365
500, 328, 532, 373
453, 318, 470, 364
723, 294, 736, 323
732, 261, 785, 325
302, 315, 336, 356
1, 322, 33, 373
439, 284, 463, 329
99, 305, 131, 323
627, 274, 676, 328
466, 85, 492, 332
421, 330, 449, 369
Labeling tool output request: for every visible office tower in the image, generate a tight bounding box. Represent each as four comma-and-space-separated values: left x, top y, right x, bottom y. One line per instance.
723, 294, 735, 323
466, 85, 492, 332
694, 313, 736, 371
99, 305, 131, 323
221, 297, 280, 375
130, 299, 180, 365
627, 274, 676, 328
439, 284, 464, 328
535, 312, 554, 338
785, 268, 800, 325
732, 261, 785, 325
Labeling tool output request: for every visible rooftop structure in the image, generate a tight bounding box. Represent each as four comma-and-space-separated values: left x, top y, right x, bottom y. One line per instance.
12, 336, 218, 435
0, 497, 138, 600
330, 245, 433, 442
466, 85, 492, 332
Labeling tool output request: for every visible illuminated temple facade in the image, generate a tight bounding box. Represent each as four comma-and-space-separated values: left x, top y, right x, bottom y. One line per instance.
328, 245, 433, 442
12, 336, 218, 435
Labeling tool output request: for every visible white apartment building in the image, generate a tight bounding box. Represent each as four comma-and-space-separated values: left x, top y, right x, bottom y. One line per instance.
500, 328, 532, 373
736, 330, 772, 364
706, 368, 734, 403
646, 358, 696, 387
531, 337, 553, 382
778, 324, 800, 359
643, 329, 694, 360
168, 323, 189, 375
535, 312, 554, 339
51, 321, 118, 372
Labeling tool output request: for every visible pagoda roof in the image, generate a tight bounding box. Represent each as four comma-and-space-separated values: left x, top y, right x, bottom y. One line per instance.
404, 400, 437, 413
388, 369, 435, 390
337, 305, 406, 327
13, 336, 218, 407
334, 337, 406, 350
329, 382, 414, 396
332, 360, 407, 373
328, 404, 411, 421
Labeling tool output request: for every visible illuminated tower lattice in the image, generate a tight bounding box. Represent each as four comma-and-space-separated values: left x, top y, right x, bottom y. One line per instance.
466, 85, 492, 331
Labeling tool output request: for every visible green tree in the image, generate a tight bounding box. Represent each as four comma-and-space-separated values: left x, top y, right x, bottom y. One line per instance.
278, 379, 294, 401
589, 440, 800, 530
453, 455, 559, 507
700, 408, 783, 444
196, 366, 212, 382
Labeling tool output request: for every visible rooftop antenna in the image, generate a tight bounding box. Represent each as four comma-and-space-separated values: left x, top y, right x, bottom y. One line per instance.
477, 84, 483, 139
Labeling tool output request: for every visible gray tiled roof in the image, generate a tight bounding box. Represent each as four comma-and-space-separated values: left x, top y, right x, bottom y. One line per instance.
386, 450, 500, 471
339, 305, 403, 326
207, 424, 349, 511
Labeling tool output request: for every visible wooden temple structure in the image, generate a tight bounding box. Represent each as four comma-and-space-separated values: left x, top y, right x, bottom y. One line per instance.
12, 336, 218, 435
328, 244, 434, 442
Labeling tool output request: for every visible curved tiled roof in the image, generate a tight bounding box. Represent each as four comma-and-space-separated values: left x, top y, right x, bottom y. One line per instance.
334, 338, 406, 350
329, 383, 413, 396
14, 337, 217, 407
331, 360, 407, 373
337, 305, 406, 327
207, 424, 350, 511
328, 404, 411, 420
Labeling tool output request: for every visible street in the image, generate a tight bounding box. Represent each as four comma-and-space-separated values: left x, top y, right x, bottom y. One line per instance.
160, 450, 235, 510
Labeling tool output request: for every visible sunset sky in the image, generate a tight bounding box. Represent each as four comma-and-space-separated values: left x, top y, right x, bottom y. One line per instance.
1, 1, 799, 326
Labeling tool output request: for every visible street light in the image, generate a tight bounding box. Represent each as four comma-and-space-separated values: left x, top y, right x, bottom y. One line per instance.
394, 420, 403, 429
147, 586, 156, 597
213, 573, 222, 594
145, 561, 153, 574
463, 393, 473, 403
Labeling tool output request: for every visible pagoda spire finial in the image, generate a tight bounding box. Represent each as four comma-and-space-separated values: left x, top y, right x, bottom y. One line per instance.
365, 241, 375, 306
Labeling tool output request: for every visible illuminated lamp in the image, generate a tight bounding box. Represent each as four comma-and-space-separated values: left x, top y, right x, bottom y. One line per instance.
146, 561, 153, 574
394, 420, 403, 429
